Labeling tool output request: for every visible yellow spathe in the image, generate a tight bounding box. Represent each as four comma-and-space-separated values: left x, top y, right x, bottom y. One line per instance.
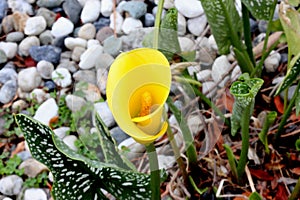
106, 48, 171, 144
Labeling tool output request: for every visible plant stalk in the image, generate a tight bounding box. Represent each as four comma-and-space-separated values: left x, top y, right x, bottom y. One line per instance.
289, 177, 300, 200
146, 143, 161, 200
237, 100, 251, 182
153, 0, 164, 49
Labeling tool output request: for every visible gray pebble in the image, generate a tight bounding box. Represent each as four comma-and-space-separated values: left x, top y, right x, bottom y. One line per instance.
29, 45, 62, 64
264, 51, 281, 73
18, 67, 42, 92
58, 60, 78, 73
96, 26, 114, 44
18, 158, 48, 178
65, 94, 87, 112
37, 60, 54, 79
16, 150, 32, 161
71, 46, 85, 62
0, 50, 7, 64
103, 36, 122, 57
0, 0, 8, 22
37, 0, 64, 8
94, 17, 110, 31
12, 99, 28, 111
94, 101, 115, 127
0, 175, 23, 196
36, 7, 56, 28
39, 30, 54, 45
258, 20, 268, 33
6, 32, 24, 42
144, 13, 155, 27
111, 127, 129, 145
8, 0, 34, 15
0, 67, 17, 84
95, 53, 114, 69
62, 135, 78, 151
120, 1, 147, 19
280, 85, 297, 101
0, 80, 17, 104
78, 23, 96, 40
62, 0, 82, 24
73, 70, 96, 85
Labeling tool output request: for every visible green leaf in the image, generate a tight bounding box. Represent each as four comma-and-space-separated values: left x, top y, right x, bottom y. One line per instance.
249, 192, 263, 200
258, 111, 277, 154
279, 2, 300, 59
296, 139, 300, 151
230, 74, 264, 136
143, 8, 181, 60
241, 0, 274, 20
94, 113, 136, 170
200, 0, 242, 54
296, 86, 300, 116
15, 114, 151, 200
289, 0, 300, 7
223, 144, 238, 179
275, 53, 300, 95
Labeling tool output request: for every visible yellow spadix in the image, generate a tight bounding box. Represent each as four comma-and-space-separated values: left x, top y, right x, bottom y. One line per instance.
106, 48, 171, 144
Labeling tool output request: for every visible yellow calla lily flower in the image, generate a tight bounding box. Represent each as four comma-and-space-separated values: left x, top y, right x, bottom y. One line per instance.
106, 48, 171, 145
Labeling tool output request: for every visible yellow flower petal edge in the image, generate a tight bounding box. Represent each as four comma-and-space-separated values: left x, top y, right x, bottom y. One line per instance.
106, 48, 171, 144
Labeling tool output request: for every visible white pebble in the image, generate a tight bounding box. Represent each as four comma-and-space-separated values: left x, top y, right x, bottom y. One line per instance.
81, 0, 101, 23
110, 12, 124, 34
37, 60, 54, 79
174, 0, 204, 18
18, 36, 40, 56
64, 37, 87, 50
211, 55, 231, 87
101, 0, 113, 17
187, 14, 207, 36
122, 17, 143, 34
51, 17, 74, 38
78, 23, 96, 40
52, 68, 72, 88
178, 37, 195, 52
24, 16, 47, 35
177, 12, 186, 36
0, 42, 18, 59
33, 98, 58, 125
264, 51, 281, 73
79, 45, 104, 69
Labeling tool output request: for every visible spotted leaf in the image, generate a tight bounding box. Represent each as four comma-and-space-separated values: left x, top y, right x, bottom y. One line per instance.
15, 114, 151, 200
241, 0, 274, 20
230, 74, 264, 136
200, 0, 242, 54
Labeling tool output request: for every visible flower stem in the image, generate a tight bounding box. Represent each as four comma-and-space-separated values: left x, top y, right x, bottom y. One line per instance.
153, 0, 164, 49
242, 4, 255, 67
145, 143, 161, 200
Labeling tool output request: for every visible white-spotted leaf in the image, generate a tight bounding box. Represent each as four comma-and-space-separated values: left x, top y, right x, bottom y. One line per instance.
15, 114, 151, 200
241, 0, 274, 20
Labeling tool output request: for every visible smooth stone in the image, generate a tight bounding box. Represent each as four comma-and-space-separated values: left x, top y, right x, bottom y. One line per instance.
122, 17, 143, 34
51, 17, 74, 38
24, 188, 47, 200
29, 45, 61, 64
178, 37, 195, 52
52, 68, 72, 88
177, 12, 186, 36
258, 20, 268, 33
53, 36, 67, 48
118, 137, 145, 160
87, 39, 100, 48
57, 60, 78, 73
202, 81, 217, 98
81, 0, 101, 23
231, 65, 241, 81
63, 135, 78, 151
264, 51, 281, 73
158, 155, 176, 169
0, 68, 17, 84
53, 127, 70, 139
18, 67, 42, 92
79, 45, 104, 69
30, 88, 49, 104
0, 42, 17, 59
0, 50, 7, 64
109, 12, 123, 34
196, 69, 212, 82
43, 80, 56, 92
62, 0, 82, 24
6, 32, 24, 42
74, 82, 101, 102
187, 14, 207, 36
211, 55, 231, 87
73, 70, 96, 85
18, 36, 40, 56
64, 37, 87, 50
280, 85, 297, 101
101, 0, 113, 17
19, 158, 48, 178
152, 6, 167, 20
71, 46, 85, 62
37, 60, 54, 79
0, 175, 23, 196
36, 7, 56, 28
7, 0, 34, 15
208, 35, 218, 52
103, 36, 122, 57
12, 99, 28, 111
144, 13, 155, 27
155, 0, 174, 9
110, 127, 129, 145
95, 53, 114, 69
0, 0, 8, 22
93, 17, 110, 31
94, 101, 115, 127
96, 26, 114, 44
34, 98, 58, 125
78, 23, 96, 40
120, 1, 147, 19
281, 53, 288, 64
39, 30, 53, 45
250, 18, 258, 33
65, 94, 87, 112
24, 16, 47, 36
16, 150, 31, 161
2, 15, 14, 34
12, 11, 29, 32
0, 80, 17, 104
174, 0, 204, 18
96, 68, 107, 94
120, 28, 152, 51
36, 0, 64, 8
